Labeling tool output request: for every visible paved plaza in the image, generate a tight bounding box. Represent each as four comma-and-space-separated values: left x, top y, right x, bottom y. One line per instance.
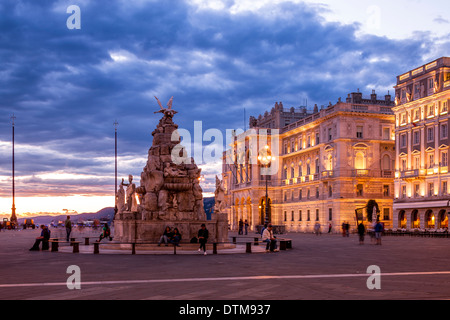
1, 228, 450, 300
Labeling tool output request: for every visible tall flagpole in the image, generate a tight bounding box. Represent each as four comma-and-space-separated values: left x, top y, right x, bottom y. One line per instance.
114, 120, 119, 216
10, 114, 17, 226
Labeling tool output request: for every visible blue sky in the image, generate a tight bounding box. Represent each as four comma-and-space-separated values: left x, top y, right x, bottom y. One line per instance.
0, 0, 449, 215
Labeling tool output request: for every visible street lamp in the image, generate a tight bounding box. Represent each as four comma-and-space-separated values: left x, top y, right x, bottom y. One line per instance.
258, 145, 275, 225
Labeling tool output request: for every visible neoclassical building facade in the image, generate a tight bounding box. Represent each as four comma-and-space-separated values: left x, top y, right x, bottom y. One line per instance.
222, 91, 395, 233
393, 57, 450, 230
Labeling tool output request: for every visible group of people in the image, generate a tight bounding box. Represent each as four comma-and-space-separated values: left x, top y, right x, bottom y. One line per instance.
238, 219, 249, 235
357, 221, 384, 245
29, 216, 113, 251
158, 224, 209, 255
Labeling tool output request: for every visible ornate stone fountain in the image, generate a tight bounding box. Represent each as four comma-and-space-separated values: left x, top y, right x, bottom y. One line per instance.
114, 97, 228, 243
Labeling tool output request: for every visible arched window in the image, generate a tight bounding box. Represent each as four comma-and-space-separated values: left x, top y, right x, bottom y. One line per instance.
355, 152, 366, 170
327, 154, 333, 171
382, 154, 391, 170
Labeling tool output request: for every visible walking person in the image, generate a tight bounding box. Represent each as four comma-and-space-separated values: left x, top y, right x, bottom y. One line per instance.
375, 221, 384, 245
197, 224, 209, 255
64, 216, 72, 242
328, 223, 332, 234
358, 222, 366, 245
244, 220, 249, 235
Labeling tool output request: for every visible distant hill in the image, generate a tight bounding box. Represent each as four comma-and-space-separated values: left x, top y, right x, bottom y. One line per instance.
18, 207, 115, 225
17, 197, 216, 224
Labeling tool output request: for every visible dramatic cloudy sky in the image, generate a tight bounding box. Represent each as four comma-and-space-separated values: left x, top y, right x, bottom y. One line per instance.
0, 0, 449, 216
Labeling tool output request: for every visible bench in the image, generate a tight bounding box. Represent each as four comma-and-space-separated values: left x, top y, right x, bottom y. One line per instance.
83, 237, 101, 246
49, 240, 81, 253
232, 236, 261, 246
279, 239, 292, 251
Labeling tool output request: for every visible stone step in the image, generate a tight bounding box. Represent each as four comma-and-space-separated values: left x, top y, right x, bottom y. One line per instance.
100, 242, 236, 251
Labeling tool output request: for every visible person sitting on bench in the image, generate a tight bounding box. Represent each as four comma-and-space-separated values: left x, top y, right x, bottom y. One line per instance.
262, 224, 278, 252
30, 225, 51, 251
99, 223, 112, 242
169, 228, 182, 246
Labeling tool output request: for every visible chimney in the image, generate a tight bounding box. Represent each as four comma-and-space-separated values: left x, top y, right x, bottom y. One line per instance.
371, 90, 377, 102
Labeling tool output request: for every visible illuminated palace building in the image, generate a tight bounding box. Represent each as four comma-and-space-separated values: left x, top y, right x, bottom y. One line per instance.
393, 57, 450, 230
222, 91, 396, 233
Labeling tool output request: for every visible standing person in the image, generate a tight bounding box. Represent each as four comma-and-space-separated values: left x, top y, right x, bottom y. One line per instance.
64, 216, 72, 242
345, 222, 350, 237
358, 222, 366, 245
29, 225, 51, 251
262, 224, 278, 252
197, 224, 209, 256
374, 221, 384, 245
244, 220, 249, 235
341, 221, 346, 237
328, 223, 332, 234
314, 222, 322, 236
238, 219, 244, 235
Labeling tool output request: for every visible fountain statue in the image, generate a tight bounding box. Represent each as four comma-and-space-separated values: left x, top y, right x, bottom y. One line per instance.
114, 97, 228, 243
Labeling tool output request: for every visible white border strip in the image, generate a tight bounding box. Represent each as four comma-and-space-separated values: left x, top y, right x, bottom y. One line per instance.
1, 271, 450, 289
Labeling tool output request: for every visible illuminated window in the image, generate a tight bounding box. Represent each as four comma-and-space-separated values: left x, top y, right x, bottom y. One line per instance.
427, 127, 434, 142
355, 152, 366, 170
357, 184, 364, 197
400, 134, 407, 148
414, 156, 420, 170
441, 123, 448, 139
428, 153, 434, 169
414, 108, 420, 121
383, 128, 390, 140
401, 158, 407, 171
414, 184, 420, 198
383, 208, 390, 221
356, 126, 364, 139
428, 183, 434, 197
442, 151, 448, 167
383, 185, 390, 197
413, 131, 420, 145
428, 153, 435, 169
441, 101, 448, 114
402, 185, 407, 199
400, 113, 407, 125
429, 78, 434, 91
427, 105, 434, 117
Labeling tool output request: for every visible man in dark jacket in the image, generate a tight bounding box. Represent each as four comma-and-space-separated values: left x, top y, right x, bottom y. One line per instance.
198, 224, 209, 255
30, 225, 51, 251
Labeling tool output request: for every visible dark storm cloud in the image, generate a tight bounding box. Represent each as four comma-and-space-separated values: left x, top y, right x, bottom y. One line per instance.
0, 0, 445, 196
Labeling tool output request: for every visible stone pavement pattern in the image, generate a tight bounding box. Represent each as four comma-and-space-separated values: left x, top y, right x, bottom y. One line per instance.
1, 228, 450, 300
